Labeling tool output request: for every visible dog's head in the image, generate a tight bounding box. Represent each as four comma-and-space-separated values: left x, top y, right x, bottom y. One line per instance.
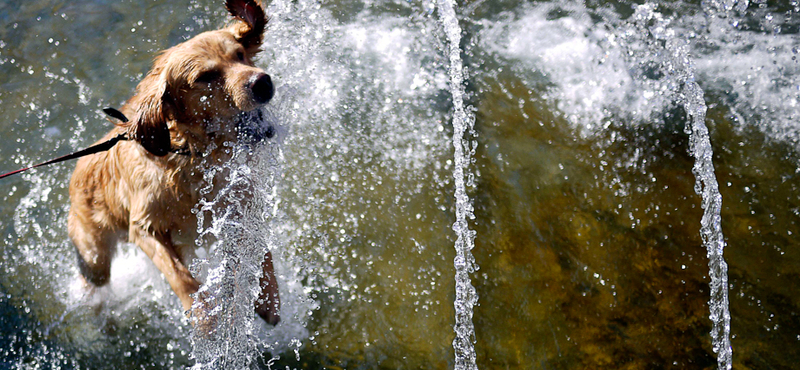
125, 0, 273, 156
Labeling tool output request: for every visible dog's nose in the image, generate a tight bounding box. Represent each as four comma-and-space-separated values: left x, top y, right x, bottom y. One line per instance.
252, 74, 274, 104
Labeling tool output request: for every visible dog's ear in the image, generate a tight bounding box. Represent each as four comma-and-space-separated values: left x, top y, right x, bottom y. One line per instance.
226, 0, 267, 55
127, 72, 172, 157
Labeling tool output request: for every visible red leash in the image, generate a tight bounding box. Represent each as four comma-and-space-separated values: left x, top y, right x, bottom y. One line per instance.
0, 108, 129, 180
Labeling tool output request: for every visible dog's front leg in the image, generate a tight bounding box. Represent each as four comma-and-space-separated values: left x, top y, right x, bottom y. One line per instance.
255, 250, 280, 325
129, 225, 200, 313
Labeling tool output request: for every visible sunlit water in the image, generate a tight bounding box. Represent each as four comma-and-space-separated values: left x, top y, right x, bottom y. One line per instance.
1, 0, 800, 369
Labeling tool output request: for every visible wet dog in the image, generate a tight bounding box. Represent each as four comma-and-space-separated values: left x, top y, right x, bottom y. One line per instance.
68, 0, 280, 326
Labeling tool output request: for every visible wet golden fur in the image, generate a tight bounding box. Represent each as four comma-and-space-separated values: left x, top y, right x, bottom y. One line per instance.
68, 0, 279, 326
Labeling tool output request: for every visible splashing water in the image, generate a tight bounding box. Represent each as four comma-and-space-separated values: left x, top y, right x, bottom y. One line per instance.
437, 0, 479, 368
188, 104, 313, 368
188, 112, 283, 368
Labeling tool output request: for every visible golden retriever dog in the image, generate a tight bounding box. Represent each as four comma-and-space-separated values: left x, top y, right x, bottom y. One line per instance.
68, 0, 280, 326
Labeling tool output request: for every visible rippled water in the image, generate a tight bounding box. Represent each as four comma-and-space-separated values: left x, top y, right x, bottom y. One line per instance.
1, 0, 800, 368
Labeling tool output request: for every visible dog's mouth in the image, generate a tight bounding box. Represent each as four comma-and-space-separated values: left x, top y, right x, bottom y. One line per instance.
235, 108, 275, 145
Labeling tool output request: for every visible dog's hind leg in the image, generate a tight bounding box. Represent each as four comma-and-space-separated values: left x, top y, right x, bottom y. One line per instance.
68, 212, 117, 287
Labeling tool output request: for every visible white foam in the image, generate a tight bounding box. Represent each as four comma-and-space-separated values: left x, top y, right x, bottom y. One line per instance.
343, 21, 448, 96
692, 15, 800, 145
61, 243, 185, 325
480, 4, 658, 134
480, 3, 800, 147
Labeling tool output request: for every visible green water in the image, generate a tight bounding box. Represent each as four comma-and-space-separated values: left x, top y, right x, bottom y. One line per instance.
1, 0, 800, 369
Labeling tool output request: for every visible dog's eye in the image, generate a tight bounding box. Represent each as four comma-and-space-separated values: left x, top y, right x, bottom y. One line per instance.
236, 51, 245, 61
196, 70, 221, 84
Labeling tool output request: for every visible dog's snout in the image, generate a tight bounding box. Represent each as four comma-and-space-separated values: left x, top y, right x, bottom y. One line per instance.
252, 74, 274, 104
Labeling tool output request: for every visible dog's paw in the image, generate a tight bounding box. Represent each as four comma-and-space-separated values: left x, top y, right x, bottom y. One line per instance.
255, 298, 280, 326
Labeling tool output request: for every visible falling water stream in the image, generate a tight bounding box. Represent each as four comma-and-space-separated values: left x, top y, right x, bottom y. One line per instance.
683, 49, 734, 370
436, 0, 479, 368
622, 5, 733, 369
2, 0, 800, 368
